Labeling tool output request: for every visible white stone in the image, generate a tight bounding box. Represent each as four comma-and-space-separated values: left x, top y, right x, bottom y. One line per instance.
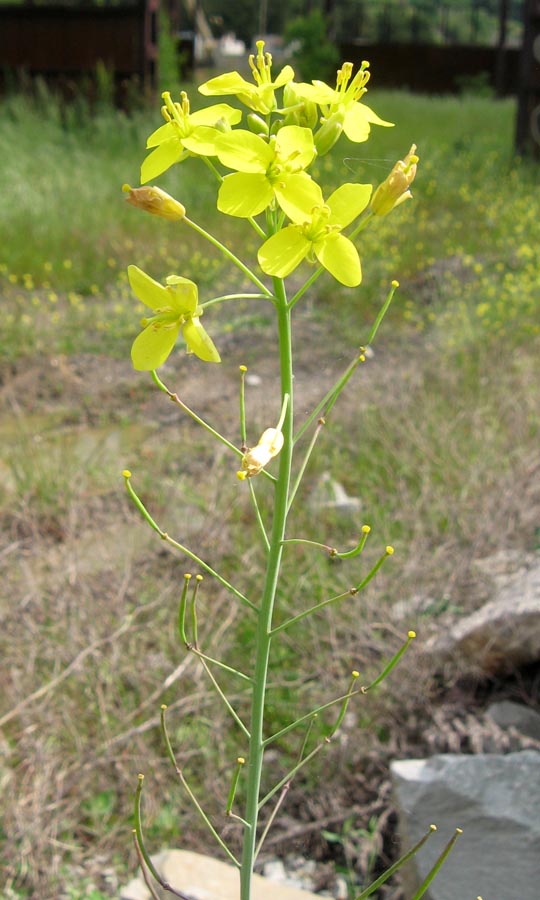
120, 849, 322, 900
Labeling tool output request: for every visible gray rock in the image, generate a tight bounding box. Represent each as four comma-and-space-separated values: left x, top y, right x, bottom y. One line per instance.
425, 561, 540, 674
390, 750, 540, 900
487, 700, 540, 742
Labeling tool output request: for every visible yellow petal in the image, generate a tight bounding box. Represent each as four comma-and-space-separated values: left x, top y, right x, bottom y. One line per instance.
131, 320, 181, 371
141, 140, 184, 183
182, 318, 221, 363
128, 266, 169, 311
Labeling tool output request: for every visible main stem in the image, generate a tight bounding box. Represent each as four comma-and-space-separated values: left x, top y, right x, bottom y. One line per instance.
240, 279, 293, 900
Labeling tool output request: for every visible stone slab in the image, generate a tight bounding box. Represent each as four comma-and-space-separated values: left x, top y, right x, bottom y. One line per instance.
121, 849, 322, 900
391, 750, 540, 900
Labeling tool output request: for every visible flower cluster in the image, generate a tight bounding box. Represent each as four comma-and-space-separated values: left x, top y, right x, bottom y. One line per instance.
124, 41, 417, 378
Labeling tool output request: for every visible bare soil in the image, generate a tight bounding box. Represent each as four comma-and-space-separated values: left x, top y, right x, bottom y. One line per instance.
1, 317, 539, 900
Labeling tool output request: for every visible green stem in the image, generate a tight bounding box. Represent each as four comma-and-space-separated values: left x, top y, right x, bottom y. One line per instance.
364, 630, 416, 692
348, 209, 373, 243
354, 825, 438, 899
201, 293, 271, 311
160, 707, 240, 867
197, 655, 251, 738
226, 757, 246, 815
248, 480, 270, 552
133, 777, 191, 900
151, 370, 276, 484
270, 588, 353, 636
189, 646, 252, 683
258, 742, 325, 809
281, 537, 334, 554
366, 280, 399, 346
123, 472, 257, 612
410, 829, 463, 900
287, 416, 325, 512
240, 278, 294, 900
288, 265, 324, 310
184, 216, 272, 295
263, 687, 358, 748
294, 348, 366, 444
271, 546, 394, 635
150, 370, 242, 458
254, 780, 291, 860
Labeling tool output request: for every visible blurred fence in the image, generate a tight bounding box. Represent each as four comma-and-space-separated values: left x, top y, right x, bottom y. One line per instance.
339, 41, 520, 95
0, 0, 159, 100
515, 0, 540, 156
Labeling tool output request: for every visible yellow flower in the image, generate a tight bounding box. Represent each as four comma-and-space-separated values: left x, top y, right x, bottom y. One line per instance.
294, 61, 393, 148
141, 91, 241, 183
371, 145, 419, 216
199, 40, 294, 115
258, 181, 372, 287
215, 125, 316, 219
127, 266, 220, 370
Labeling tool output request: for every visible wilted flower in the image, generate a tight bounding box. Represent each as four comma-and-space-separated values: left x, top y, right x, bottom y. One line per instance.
371, 145, 419, 216
237, 428, 284, 479
123, 184, 185, 221
128, 265, 220, 370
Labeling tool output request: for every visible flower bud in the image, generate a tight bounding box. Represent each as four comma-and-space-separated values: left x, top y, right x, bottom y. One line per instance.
237, 427, 284, 479
314, 112, 344, 156
123, 184, 185, 221
246, 113, 269, 136
283, 83, 318, 129
370, 145, 418, 216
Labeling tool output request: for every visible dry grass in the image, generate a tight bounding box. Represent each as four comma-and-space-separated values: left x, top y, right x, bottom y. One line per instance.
1, 314, 539, 898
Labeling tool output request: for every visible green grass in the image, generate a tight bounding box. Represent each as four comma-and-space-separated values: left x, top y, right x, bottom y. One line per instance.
1, 84, 539, 898
1, 87, 538, 366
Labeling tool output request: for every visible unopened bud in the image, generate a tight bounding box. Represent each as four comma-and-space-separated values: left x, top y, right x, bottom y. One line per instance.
283, 83, 318, 129
371, 145, 418, 216
314, 112, 344, 156
123, 184, 185, 221
247, 113, 269, 136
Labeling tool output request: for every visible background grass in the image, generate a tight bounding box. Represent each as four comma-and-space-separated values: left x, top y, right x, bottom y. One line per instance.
1, 83, 539, 899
